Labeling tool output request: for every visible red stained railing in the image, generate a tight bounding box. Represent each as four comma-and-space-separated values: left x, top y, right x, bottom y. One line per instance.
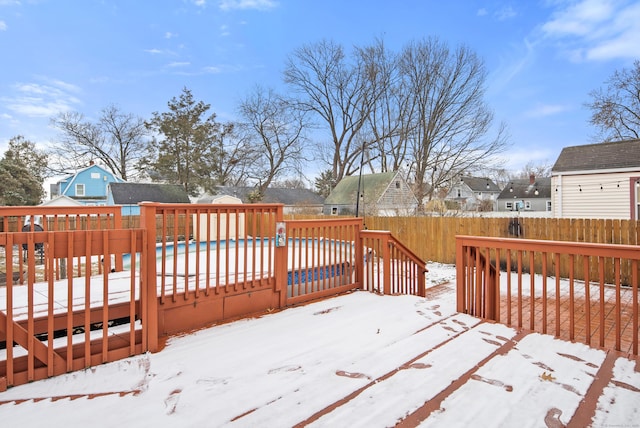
1, 204, 427, 390
284, 218, 362, 305
456, 235, 639, 356
361, 230, 427, 297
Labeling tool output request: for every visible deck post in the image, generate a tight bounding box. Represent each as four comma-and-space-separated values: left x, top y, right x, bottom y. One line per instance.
455, 237, 466, 314
140, 202, 159, 352
354, 220, 364, 290
274, 205, 287, 308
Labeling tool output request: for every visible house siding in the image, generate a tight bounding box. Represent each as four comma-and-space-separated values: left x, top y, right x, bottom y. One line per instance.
498, 198, 550, 213
376, 178, 418, 215
552, 172, 637, 219
57, 165, 121, 205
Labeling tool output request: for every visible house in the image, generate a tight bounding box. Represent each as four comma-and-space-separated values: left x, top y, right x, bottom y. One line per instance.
323, 171, 418, 216
39, 195, 84, 207
551, 139, 640, 219
444, 176, 501, 211
199, 187, 324, 215
497, 175, 552, 214
107, 182, 191, 215
49, 162, 124, 206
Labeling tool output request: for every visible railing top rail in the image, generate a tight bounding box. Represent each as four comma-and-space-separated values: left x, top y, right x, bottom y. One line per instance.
0, 206, 121, 216
363, 229, 427, 269
286, 218, 363, 227
456, 235, 640, 259
139, 202, 284, 211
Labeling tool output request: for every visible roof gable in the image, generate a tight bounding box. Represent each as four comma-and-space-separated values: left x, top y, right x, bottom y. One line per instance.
324, 171, 399, 205
109, 183, 190, 204
552, 139, 640, 173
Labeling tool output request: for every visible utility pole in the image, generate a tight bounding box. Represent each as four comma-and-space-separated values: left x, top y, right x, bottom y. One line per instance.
355, 141, 366, 217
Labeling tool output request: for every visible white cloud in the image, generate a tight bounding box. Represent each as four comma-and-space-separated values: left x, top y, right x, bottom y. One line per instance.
0, 20, 7, 31
144, 48, 164, 55
3, 79, 82, 118
164, 31, 177, 39
166, 61, 190, 67
495, 5, 517, 21
524, 103, 571, 118
541, 0, 640, 61
218, 0, 278, 11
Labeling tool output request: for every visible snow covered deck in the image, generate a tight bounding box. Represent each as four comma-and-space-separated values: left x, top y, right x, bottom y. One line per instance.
1, 264, 638, 427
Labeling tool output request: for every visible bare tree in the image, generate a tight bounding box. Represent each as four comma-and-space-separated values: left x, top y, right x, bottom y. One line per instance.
586, 60, 640, 141
50, 104, 148, 180
512, 161, 552, 179
211, 125, 252, 187
237, 86, 309, 197
357, 38, 413, 173
399, 37, 509, 207
283, 39, 378, 182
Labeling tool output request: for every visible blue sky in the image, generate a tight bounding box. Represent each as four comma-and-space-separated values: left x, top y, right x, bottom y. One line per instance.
1, 0, 639, 176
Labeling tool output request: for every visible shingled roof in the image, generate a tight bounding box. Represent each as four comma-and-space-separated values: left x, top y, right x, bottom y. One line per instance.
552, 139, 640, 173
324, 171, 398, 205
109, 183, 190, 204
497, 177, 551, 200
459, 176, 500, 192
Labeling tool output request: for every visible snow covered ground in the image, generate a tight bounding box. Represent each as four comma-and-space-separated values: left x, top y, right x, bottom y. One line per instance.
1, 263, 638, 427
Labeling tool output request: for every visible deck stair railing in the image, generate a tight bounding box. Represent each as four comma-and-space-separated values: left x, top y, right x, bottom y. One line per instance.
456, 235, 639, 357
361, 230, 427, 297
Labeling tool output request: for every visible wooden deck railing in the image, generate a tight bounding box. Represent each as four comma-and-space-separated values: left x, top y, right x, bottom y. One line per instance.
0, 206, 124, 285
361, 230, 427, 297
456, 235, 639, 357
284, 218, 362, 305
1, 204, 427, 390
0, 228, 146, 389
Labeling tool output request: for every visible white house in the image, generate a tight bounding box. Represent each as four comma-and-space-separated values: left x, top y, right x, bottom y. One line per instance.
551, 139, 640, 219
497, 175, 552, 214
444, 176, 501, 211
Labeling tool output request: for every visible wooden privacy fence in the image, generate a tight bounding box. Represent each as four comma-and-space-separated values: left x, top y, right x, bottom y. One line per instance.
456, 235, 639, 357
294, 215, 640, 282
1, 203, 427, 390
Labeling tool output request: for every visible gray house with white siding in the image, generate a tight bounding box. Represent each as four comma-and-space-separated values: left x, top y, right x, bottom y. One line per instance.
551, 139, 640, 219
445, 176, 501, 211
497, 175, 552, 213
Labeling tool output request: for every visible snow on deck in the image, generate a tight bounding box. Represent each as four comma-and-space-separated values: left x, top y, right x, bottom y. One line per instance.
1, 263, 638, 427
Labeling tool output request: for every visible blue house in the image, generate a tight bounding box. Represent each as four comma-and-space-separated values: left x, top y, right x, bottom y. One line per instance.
49, 162, 124, 206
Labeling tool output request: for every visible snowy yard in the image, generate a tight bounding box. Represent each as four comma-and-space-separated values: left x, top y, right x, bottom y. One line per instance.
0, 263, 638, 427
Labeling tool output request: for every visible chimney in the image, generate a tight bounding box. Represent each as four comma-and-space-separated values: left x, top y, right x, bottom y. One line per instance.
529, 174, 535, 185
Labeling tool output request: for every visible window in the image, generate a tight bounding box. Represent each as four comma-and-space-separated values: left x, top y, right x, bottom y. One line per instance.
75, 183, 85, 196
456, 189, 461, 197
331, 207, 338, 215
524, 201, 531, 210
546, 201, 552, 211
395, 181, 401, 189
505, 202, 513, 210
91, 172, 100, 179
